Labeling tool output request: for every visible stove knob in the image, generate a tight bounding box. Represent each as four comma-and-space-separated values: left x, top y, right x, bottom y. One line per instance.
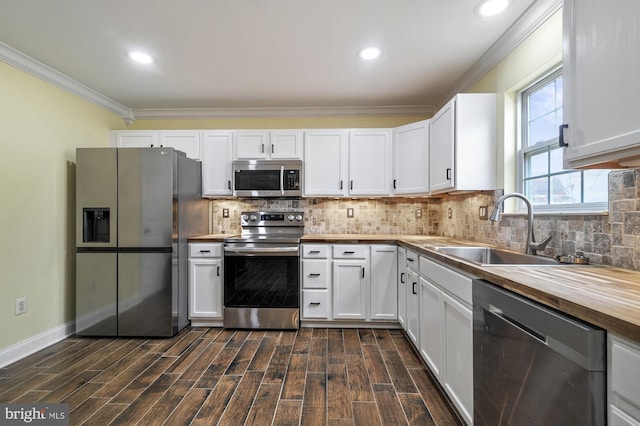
241, 214, 249, 221
295, 215, 303, 221
250, 215, 258, 221
288, 214, 295, 221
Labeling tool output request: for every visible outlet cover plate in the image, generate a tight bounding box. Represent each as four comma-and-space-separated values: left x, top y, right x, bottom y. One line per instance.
15, 297, 27, 315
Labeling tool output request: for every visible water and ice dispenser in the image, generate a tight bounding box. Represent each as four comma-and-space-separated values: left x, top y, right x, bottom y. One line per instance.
82, 208, 110, 243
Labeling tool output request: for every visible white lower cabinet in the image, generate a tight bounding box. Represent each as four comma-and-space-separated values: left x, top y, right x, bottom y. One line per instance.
397, 247, 407, 328
419, 255, 473, 425
332, 260, 368, 320
609, 333, 640, 425
301, 245, 331, 320
370, 245, 397, 320
188, 243, 223, 325
405, 266, 419, 346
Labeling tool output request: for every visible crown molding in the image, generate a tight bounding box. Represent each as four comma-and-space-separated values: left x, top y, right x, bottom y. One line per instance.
0, 42, 134, 124
442, 0, 563, 105
131, 105, 436, 120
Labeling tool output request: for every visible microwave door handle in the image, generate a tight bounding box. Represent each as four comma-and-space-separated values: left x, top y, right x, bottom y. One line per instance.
280, 166, 285, 196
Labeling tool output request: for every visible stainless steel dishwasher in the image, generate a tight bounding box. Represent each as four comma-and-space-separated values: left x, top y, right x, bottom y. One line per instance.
472, 279, 606, 425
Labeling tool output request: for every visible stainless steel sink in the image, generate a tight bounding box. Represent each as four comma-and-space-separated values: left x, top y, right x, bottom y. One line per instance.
433, 246, 560, 266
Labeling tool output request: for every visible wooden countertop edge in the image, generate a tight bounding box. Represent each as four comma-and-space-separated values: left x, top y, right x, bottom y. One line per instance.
188, 234, 235, 242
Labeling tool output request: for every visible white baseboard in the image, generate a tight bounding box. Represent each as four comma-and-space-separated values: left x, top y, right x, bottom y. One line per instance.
0, 320, 76, 368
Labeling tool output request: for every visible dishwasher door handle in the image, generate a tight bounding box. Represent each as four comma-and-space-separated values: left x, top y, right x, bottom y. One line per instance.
488, 306, 547, 345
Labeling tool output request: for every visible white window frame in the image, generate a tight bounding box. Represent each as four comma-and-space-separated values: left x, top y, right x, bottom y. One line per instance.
517, 68, 608, 214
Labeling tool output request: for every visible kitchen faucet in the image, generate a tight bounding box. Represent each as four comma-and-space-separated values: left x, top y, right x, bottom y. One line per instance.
489, 192, 553, 255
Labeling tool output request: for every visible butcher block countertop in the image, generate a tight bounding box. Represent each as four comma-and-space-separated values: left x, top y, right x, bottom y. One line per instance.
302, 234, 640, 343
188, 233, 237, 242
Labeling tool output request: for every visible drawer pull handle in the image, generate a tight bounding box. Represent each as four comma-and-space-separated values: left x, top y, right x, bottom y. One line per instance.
309, 250, 320, 254
344, 251, 355, 254
310, 302, 321, 306
309, 273, 321, 277
199, 250, 211, 254
407, 257, 414, 262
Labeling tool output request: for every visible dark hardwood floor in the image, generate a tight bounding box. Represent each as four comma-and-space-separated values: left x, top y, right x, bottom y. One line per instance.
0, 327, 461, 425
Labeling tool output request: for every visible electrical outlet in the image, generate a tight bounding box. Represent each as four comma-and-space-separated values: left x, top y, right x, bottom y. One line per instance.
479, 206, 488, 220
222, 208, 229, 218
415, 209, 422, 218
347, 208, 354, 218
15, 297, 27, 315
447, 207, 452, 219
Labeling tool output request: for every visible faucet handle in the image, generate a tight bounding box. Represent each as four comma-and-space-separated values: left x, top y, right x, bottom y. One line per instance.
529, 234, 553, 254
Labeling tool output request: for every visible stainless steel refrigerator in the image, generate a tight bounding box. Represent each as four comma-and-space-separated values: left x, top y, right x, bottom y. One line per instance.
75, 147, 208, 337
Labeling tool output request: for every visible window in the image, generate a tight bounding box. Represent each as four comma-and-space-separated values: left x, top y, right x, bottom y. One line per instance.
520, 69, 609, 211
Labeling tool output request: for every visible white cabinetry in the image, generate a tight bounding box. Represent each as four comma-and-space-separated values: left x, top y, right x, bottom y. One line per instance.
419, 255, 473, 425
397, 247, 407, 328
303, 130, 348, 197
348, 130, 392, 196
370, 245, 397, 320
111, 130, 201, 160
188, 243, 223, 326
301, 244, 331, 320
405, 250, 420, 346
563, 0, 640, 168
609, 333, 640, 425
201, 131, 233, 197
429, 93, 496, 194
332, 245, 368, 320
234, 130, 303, 160
393, 120, 429, 195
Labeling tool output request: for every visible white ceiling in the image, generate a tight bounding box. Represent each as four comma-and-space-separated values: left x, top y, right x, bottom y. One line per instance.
0, 0, 559, 119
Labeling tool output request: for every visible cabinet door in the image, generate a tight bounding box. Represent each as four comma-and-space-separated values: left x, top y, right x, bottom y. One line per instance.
160, 131, 201, 160
429, 98, 455, 192
393, 120, 429, 195
419, 276, 442, 379
405, 268, 419, 346
609, 334, 640, 425
201, 131, 233, 196
235, 131, 269, 159
442, 291, 473, 425
332, 260, 367, 320
270, 130, 303, 159
348, 130, 391, 196
188, 258, 223, 319
563, 0, 640, 168
113, 131, 158, 148
397, 247, 407, 328
370, 245, 397, 321
304, 130, 348, 196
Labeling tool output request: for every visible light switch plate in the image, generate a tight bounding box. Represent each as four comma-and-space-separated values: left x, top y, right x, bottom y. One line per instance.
347, 208, 354, 218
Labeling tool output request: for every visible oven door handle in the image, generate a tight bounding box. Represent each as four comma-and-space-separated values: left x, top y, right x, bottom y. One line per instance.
225, 246, 299, 256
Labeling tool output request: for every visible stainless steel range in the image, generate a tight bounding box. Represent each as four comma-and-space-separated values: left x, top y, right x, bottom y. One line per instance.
223, 211, 304, 329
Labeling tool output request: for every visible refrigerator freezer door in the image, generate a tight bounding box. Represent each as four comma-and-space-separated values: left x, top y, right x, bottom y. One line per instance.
117, 148, 176, 248
76, 148, 117, 248
76, 252, 117, 336
117, 252, 175, 336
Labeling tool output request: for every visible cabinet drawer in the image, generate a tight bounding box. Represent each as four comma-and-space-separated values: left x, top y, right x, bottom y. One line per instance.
420, 256, 472, 305
405, 250, 419, 270
302, 244, 329, 258
302, 260, 330, 289
302, 289, 329, 319
332, 245, 367, 259
188, 243, 222, 258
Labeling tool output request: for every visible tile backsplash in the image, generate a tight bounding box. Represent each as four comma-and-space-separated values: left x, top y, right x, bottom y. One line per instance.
209, 169, 639, 270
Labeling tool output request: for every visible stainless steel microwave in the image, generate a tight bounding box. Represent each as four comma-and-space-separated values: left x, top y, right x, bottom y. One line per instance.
232, 160, 302, 197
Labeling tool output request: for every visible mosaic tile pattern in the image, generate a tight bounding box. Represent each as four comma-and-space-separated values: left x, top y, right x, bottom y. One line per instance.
209, 169, 640, 270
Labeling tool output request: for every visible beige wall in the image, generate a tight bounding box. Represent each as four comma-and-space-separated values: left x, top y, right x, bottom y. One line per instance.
0, 61, 124, 352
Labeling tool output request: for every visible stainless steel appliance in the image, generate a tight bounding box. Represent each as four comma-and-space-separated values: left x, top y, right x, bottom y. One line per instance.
75, 147, 208, 337
232, 160, 302, 197
473, 279, 605, 425
223, 211, 303, 329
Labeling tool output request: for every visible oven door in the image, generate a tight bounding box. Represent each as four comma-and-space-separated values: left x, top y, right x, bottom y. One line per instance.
224, 243, 300, 328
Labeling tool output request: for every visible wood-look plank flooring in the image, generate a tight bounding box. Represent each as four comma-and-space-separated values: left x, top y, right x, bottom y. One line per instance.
0, 327, 461, 425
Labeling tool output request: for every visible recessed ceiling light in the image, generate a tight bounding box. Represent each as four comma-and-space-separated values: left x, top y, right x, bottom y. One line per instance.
475, 0, 509, 17
358, 47, 382, 60
128, 51, 153, 64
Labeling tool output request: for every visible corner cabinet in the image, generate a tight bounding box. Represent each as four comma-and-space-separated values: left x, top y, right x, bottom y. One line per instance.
393, 119, 429, 195
429, 93, 496, 194
188, 243, 223, 326
562, 0, 640, 168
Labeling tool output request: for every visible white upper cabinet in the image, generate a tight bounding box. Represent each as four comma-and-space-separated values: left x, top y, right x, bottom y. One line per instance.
429, 93, 496, 194
348, 129, 392, 196
303, 130, 348, 197
111, 130, 201, 160
562, 0, 640, 168
393, 119, 429, 195
234, 130, 303, 160
201, 131, 234, 197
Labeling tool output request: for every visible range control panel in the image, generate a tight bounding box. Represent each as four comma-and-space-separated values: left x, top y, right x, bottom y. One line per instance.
240, 211, 304, 227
